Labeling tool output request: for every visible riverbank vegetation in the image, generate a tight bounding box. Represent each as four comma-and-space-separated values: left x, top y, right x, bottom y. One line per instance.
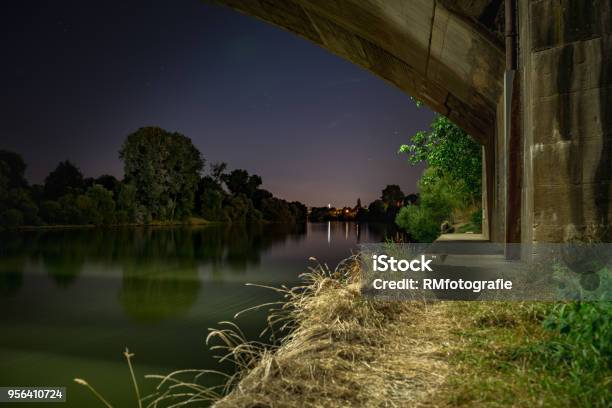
395, 115, 483, 242
75, 261, 610, 407
436, 301, 611, 407
0, 127, 307, 228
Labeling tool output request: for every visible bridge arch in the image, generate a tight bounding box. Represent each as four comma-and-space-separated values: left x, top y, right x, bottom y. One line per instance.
212, 0, 505, 145
212, 0, 508, 242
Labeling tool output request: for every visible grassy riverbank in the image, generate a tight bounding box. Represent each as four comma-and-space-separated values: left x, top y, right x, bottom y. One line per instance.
435, 302, 611, 407
76, 260, 610, 407
208, 272, 610, 407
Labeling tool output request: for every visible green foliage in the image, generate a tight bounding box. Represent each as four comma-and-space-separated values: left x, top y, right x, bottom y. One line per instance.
222, 169, 262, 198
0, 151, 38, 227
395, 169, 466, 242
289, 201, 308, 222
470, 209, 483, 230
0, 150, 27, 189
1, 133, 306, 226
94, 174, 119, 194
446, 302, 610, 407
116, 183, 138, 223
396, 116, 483, 240
78, 185, 116, 225
223, 195, 258, 224
399, 115, 482, 203
260, 197, 297, 223
57, 194, 83, 224
395, 205, 440, 242
119, 126, 204, 221
542, 302, 611, 371
500, 302, 612, 407
3, 188, 40, 225
200, 188, 227, 222
44, 160, 84, 200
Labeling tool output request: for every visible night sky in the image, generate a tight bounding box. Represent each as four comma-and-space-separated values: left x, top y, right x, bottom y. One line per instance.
0, 0, 434, 207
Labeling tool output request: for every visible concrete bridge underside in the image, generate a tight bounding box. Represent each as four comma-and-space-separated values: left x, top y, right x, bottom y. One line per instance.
213, 0, 612, 250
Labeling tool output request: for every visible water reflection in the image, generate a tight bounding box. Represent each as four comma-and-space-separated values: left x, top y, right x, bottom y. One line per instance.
0, 222, 407, 407
0, 259, 24, 296
120, 258, 200, 324
0, 223, 404, 309
0, 232, 26, 296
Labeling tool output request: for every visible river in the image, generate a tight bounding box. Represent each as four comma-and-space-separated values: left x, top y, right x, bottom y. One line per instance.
0, 222, 405, 407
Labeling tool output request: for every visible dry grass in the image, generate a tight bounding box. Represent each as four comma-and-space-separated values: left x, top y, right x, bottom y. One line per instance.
137, 257, 453, 408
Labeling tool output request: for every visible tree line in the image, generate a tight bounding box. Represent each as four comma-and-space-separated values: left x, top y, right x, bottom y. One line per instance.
0, 126, 307, 228
309, 185, 418, 223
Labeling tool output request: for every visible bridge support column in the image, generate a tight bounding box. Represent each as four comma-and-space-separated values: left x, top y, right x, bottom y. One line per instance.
519, 0, 612, 247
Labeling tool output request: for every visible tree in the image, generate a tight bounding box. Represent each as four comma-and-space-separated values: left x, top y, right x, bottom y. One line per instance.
44, 160, 84, 200
119, 126, 204, 221
260, 197, 294, 223
405, 193, 419, 205
252, 188, 273, 208
200, 188, 227, 222
222, 169, 262, 198
116, 183, 138, 223
0, 151, 30, 226
381, 185, 405, 206
398, 115, 481, 203
57, 194, 83, 224
94, 174, 119, 194
289, 201, 307, 222
210, 162, 227, 183
0, 150, 27, 189
82, 184, 116, 225
4, 188, 39, 225
224, 194, 262, 224
367, 199, 387, 221
40, 200, 62, 224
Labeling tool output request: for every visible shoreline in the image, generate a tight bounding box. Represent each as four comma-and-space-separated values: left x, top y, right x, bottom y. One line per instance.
4, 219, 396, 232
7, 219, 218, 231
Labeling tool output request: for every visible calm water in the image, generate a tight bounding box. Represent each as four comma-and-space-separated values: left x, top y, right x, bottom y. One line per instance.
0, 222, 404, 407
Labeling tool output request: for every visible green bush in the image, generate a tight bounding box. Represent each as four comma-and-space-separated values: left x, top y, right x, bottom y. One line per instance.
395, 168, 464, 242
395, 204, 440, 242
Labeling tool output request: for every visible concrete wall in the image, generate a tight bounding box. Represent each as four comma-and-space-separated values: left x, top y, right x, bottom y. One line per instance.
519, 0, 612, 243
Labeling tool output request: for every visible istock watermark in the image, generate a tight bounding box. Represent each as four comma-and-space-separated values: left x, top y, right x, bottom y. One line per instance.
359, 243, 611, 301
372, 254, 434, 272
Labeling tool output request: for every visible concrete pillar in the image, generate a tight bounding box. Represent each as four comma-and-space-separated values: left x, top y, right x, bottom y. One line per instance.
519, 0, 612, 244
